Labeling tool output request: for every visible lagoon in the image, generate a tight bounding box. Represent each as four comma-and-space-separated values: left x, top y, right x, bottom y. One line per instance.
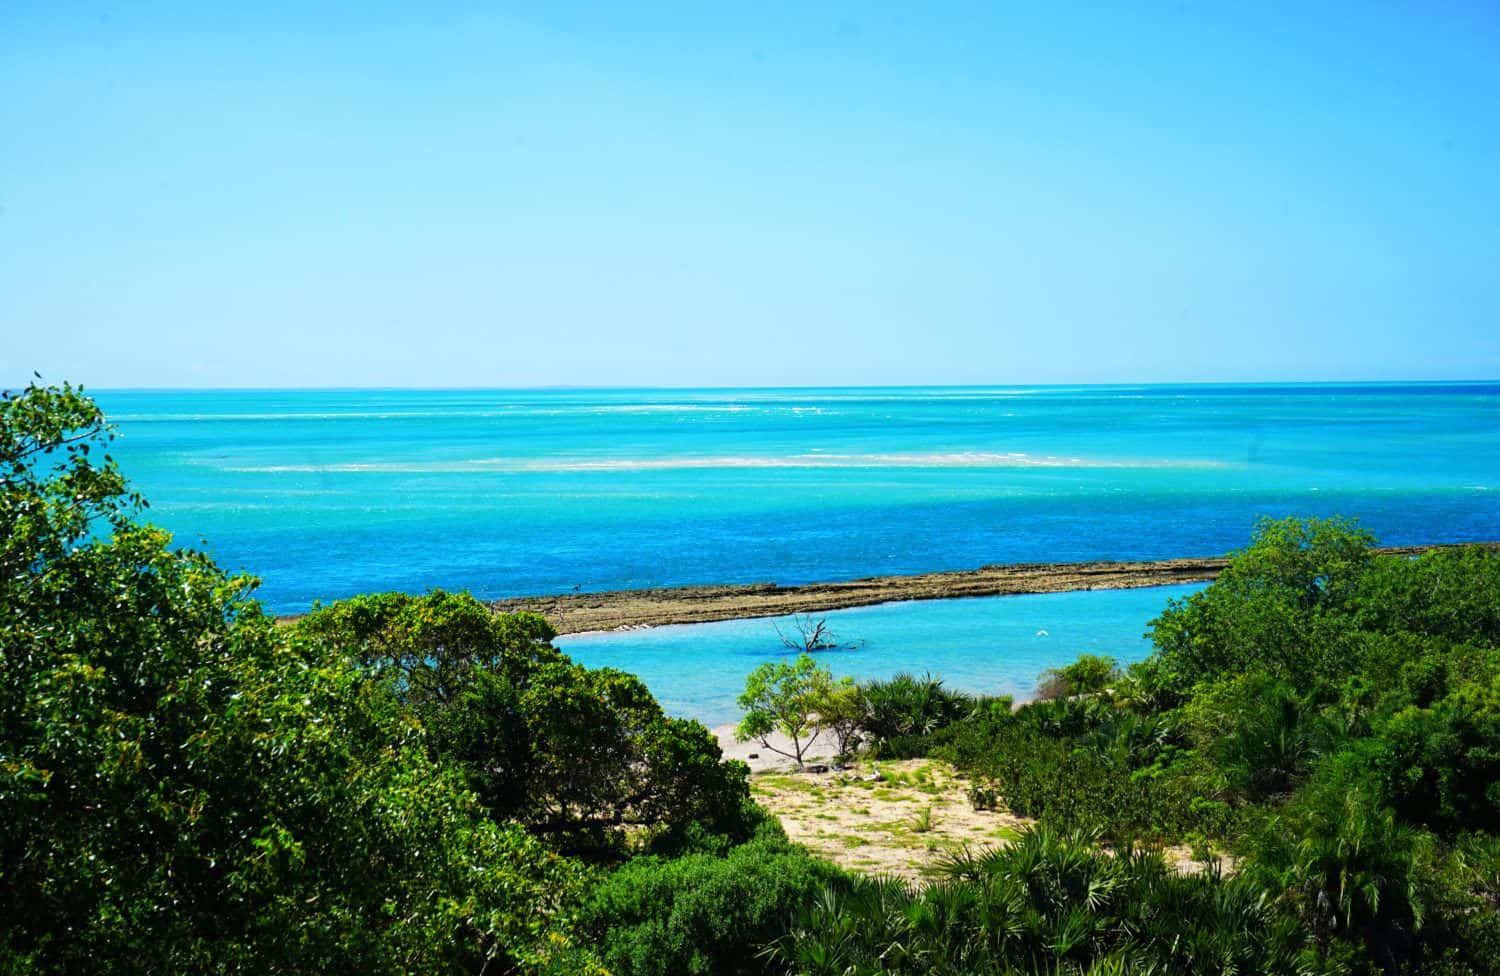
556, 583, 1205, 726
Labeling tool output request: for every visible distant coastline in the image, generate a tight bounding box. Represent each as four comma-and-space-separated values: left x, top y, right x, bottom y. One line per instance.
483, 543, 1496, 636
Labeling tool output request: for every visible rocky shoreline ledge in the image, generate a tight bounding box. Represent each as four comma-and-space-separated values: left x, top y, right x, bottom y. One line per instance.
489, 543, 1489, 636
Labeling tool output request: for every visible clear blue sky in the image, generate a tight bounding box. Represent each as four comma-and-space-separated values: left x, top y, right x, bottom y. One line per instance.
2, 2, 1496, 388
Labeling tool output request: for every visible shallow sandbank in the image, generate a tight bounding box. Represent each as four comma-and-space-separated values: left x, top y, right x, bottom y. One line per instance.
491, 543, 1488, 636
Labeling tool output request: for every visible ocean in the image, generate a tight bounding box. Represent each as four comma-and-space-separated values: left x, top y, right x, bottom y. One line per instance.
94, 383, 1498, 719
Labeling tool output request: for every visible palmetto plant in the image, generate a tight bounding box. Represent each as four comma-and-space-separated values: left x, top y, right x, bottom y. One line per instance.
767, 827, 1338, 976
1212, 681, 1317, 800
1248, 785, 1433, 945
861, 672, 972, 749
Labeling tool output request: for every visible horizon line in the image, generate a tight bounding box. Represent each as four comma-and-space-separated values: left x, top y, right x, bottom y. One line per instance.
61, 377, 1500, 394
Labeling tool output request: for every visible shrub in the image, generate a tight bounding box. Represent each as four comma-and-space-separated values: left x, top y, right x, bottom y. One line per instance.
860, 672, 972, 754
1191, 675, 1319, 801
970, 727, 1199, 839
1370, 688, 1500, 835
1036, 653, 1120, 700
927, 695, 1016, 767
578, 835, 844, 976
770, 826, 1335, 976
1243, 777, 1436, 965
1422, 834, 1500, 976
967, 783, 1000, 811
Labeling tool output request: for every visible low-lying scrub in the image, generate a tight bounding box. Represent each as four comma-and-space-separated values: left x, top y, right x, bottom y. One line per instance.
771, 826, 1337, 976
578, 824, 843, 976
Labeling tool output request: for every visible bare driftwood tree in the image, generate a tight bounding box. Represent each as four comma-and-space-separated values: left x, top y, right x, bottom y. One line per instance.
773, 614, 863, 653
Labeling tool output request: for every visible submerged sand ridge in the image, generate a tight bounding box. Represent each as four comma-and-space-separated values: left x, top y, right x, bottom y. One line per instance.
491, 543, 1490, 636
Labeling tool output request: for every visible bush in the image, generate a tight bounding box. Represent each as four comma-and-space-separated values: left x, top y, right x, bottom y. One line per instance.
1370, 687, 1500, 835
967, 726, 1201, 839
926, 695, 1016, 767
770, 826, 1336, 976
1184, 674, 1320, 801
1036, 653, 1121, 700
1243, 776, 1436, 965
1421, 834, 1500, 976
967, 783, 999, 811
860, 672, 972, 754
578, 834, 845, 976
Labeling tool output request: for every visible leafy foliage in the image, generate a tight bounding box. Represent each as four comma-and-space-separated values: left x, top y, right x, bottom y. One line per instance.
11, 386, 1500, 976
810, 675, 866, 761
859, 671, 974, 757
736, 653, 834, 767
579, 827, 844, 976
823, 517, 1500, 974
1148, 516, 1377, 696
299, 590, 753, 856
771, 826, 1336, 976
0, 382, 596, 974
1036, 653, 1121, 700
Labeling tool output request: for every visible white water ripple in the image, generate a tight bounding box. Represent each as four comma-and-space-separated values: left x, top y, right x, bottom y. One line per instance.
217, 451, 1231, 474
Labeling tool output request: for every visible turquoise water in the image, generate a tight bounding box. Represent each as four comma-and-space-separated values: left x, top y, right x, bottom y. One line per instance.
556, 584, 1204, 727
95, 384, 1499, 615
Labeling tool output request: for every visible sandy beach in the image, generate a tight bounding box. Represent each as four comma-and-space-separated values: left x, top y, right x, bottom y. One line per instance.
714, 723, 843, 773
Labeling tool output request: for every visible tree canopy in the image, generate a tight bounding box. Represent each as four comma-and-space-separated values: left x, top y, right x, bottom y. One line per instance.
298, 588, 753, 855
0, 382, 597, 973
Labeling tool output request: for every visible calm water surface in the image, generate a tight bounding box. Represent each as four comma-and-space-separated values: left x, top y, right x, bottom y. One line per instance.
96, 383, 1499, 614
557, 584, 1203, 726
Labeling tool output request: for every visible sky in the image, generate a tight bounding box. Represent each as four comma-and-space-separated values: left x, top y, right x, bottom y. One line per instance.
1, 2, 1497, 388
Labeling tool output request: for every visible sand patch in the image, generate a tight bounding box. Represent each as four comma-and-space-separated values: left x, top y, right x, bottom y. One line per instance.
749, 756, 1234, 882
750, 758, 1028, 882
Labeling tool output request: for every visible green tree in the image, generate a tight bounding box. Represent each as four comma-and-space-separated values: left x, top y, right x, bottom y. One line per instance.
1150, 516, 1376, 695
296, 590, 560, 819
299, 589, 753, 855
736, 653, 833, 767
0, 382, 597, 974
812, 676, 868, 761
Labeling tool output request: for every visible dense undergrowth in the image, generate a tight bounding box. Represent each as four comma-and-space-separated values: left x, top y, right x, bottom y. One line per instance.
840, 520, 1500, 974
4, 382, 1498, 974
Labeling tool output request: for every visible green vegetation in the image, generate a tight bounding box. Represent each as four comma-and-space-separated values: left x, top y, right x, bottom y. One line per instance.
577, 821, 842, 976
859, 671, 981, 757
735, 653, 835, 767
0, 383, 598, 973
296, 589, 753, 857
1036, 652, 1121, 699
819, 516, 1500, 974
7, 383, 1500, 975
771, 827, 1336, 976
